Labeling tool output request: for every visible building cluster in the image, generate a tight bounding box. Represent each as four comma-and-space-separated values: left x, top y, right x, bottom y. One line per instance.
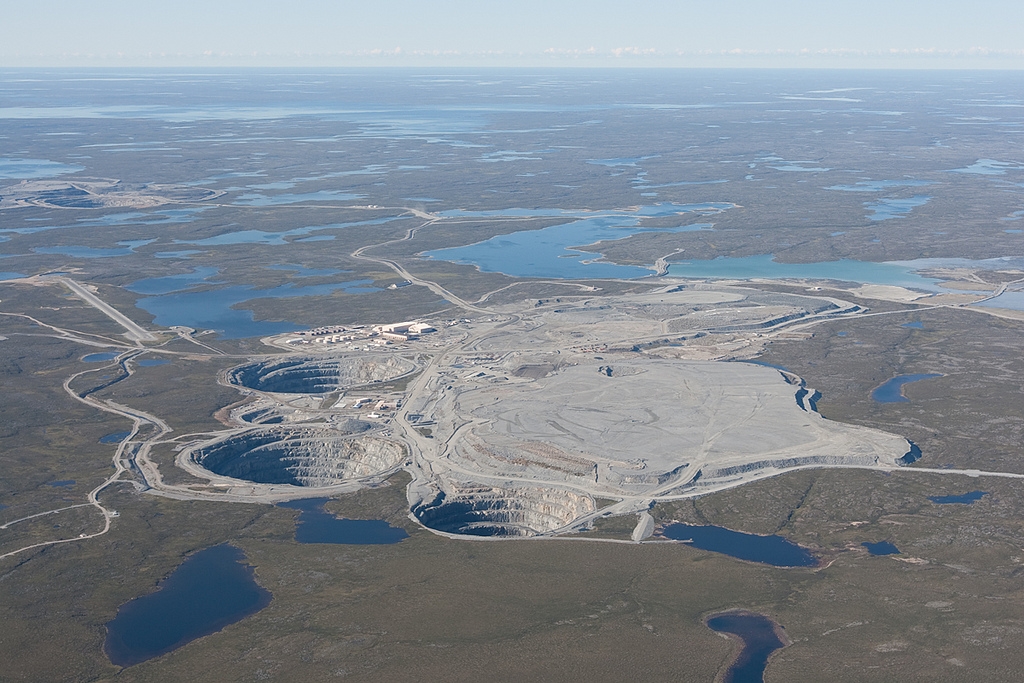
291, 321, 436, 346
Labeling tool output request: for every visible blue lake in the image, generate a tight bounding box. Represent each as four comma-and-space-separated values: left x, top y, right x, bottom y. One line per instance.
0, 157, 84, 179
865, 195, 931, 221
0, 272, 26, 281
279, 498, 409, 544
871, 373, 942, 403
975, 291, 1024, 311
825, 179, 932, 192
138, 359, 170, 367
5, 208, 208, 235
424, 203, 733, 279
265, 264, 344, 278
131, 279, 379, 339
862, 541, 901, 556
177, 216, 398, 246
902, 321, 925, 329
100, 431, 132, 444
950, 159, 1024, 175
231, 190, 364, 206
929, 491, 986, 505
83, 352, 120, 362
660, 523, 816, 567
104, 544, 271, 667
666, 255, 943, 291
154, 250, 203, 259
32, 239, 156, 259
48, 480, 76, 488
706, 612, 786, 683
126, 267, 221, 295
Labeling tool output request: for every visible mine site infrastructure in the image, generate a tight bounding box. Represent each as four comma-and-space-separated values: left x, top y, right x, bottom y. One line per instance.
154, 282, 941, 540
8, 271, 1024, 561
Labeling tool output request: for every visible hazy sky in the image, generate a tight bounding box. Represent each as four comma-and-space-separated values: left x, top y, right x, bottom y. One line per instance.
4, 0, 1023, 68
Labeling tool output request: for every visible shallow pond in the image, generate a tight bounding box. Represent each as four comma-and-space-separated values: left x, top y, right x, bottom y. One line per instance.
871, 373, 942, 403
862, 541, 901, 556
82, 352, 120, 362
104, 544, 271, 667
279, 498, 409, 544
929, 491, 986, 505
660, 523, 816, 567
864, 195, 931, 221
100, 431, 131, 444
706, 611, 786, 683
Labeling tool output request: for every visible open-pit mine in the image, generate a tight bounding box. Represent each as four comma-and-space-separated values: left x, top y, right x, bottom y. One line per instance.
164, 282, 916, 538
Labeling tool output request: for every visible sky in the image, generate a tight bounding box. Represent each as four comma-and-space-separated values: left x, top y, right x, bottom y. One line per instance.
3, 0, 1023, 69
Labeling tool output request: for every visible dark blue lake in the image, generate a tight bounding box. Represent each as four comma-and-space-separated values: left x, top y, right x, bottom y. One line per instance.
862, 541, 900, 556
706, 612, 786, 683
279, 498, 409, 544
100, 431, 131, 444
929, 491, 986, 505
660, 523, 816, 567
83, 352, 119, 362
871, 373, 942, 403
104, 544, 271, 667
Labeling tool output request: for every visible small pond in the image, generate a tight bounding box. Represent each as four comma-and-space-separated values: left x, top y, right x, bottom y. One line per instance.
279, 498, 409, 545
871, 373, 942, 403
100, 431, 131, 444
104, 544, 271, 667
929, 491, 986, 505
660, 523, 816, 567
82, 352, 120, 363
864, 195, 931, 221
706, 611, 786, 683
862, 541, 901, 556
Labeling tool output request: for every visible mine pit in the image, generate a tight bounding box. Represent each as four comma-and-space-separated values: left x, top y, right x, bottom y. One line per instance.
189, 425, 404, 487
228, 355, 416, 394
414, 485, 596, 537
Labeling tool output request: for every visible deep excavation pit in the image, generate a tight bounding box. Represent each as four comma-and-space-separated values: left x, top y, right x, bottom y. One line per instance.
190, 425, 405, 487
228, 355, 415, 394
413, 485, 596, 537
